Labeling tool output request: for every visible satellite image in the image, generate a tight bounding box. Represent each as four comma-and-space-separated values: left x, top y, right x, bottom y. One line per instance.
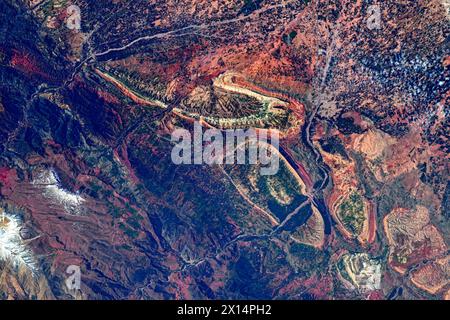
0, 0, 448, 301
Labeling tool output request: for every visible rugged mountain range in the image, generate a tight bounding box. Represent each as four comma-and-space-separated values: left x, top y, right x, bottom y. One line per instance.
0, 0, 448, 299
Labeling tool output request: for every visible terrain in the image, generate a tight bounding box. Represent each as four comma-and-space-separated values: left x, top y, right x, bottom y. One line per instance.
0, 0, 448, 300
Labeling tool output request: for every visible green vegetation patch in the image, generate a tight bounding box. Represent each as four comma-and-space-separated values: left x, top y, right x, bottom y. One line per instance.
338, 192, 365, 235
288, 243, 329, 276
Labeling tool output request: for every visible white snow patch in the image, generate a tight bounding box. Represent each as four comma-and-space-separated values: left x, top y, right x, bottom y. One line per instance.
33, 169, 85, 215
0, 212, 36, 271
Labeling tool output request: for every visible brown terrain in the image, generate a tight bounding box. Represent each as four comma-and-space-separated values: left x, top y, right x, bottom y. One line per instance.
0, 0, 447, 300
